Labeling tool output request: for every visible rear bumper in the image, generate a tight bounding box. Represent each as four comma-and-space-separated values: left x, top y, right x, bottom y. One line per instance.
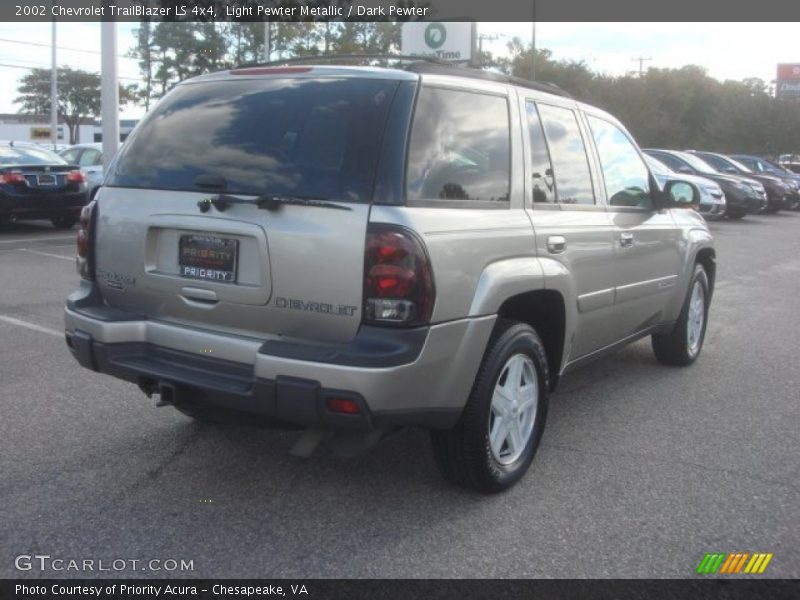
64, 283, 495, 431
0, 190, 88, 220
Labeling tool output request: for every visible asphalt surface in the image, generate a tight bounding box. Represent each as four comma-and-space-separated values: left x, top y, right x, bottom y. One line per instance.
1, 214, 798, 579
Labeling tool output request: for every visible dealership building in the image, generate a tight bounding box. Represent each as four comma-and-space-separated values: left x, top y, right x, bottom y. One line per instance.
0, 114, 138, 146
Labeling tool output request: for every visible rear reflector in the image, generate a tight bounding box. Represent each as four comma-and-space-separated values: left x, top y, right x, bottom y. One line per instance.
230, 66, 313, 76
326, 398, 361, 415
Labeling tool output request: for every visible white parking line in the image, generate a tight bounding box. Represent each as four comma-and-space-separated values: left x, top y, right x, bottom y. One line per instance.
18, 248, 74, 261
0, 315, 63, 338
0, 235, 75, 244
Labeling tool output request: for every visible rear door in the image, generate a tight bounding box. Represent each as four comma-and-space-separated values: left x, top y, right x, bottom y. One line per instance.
98, 75, 401, 344
584, 113, 682, 338
524, 99, 619, 359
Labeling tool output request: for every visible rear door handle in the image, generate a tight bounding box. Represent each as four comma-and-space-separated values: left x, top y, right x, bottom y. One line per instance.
619, 232, 634, 248
547, 235, 566, 254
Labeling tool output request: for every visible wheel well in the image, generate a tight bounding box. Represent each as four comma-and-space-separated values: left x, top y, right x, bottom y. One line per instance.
497, 290, 565, 390
695, 248, 716, 296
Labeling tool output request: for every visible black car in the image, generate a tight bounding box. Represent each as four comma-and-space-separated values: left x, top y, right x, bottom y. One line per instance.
730, 154, 800, 211
688, 150, 792, 213
0, 141, 89, 229
643, 149, 765, 219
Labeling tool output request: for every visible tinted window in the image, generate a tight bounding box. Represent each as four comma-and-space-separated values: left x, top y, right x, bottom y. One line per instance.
537, 104, 594, 205
587, 116, 652, 209
0, 146, 67, 166
525, 101, 554, 203
108, 78, 399, 201
407, 87, 509, 203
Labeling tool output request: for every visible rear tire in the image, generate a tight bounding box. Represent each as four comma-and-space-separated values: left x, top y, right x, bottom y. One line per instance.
51, 216, 77, 229
431, 319, 549, 493
652, 263, 710, 366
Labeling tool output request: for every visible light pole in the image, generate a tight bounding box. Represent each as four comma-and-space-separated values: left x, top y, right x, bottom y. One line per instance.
264, 21, 271, 62
50, 15, 57, 148
101, 18, 119, 169
531, 1, 537, 81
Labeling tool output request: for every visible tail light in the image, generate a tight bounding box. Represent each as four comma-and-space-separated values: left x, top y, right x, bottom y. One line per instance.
363, 224, 435, 327
77, 200, 97, 281
0, 171, 26, 184
66, 170, 86, 184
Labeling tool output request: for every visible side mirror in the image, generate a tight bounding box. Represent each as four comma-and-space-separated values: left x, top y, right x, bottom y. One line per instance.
724, 166, 737, 174
658, 180, 700, 209
676, 166, 692, 174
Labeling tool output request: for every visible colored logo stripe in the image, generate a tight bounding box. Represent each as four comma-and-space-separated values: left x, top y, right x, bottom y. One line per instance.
697, 552, 773, 575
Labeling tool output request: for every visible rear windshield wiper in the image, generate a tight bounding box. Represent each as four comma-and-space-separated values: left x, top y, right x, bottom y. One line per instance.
197, 193, 352, 213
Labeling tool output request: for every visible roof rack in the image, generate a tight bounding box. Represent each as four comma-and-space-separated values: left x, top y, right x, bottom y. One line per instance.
235, 54, 572, 98
403, 61, 572, 98
236, 54, 449, 69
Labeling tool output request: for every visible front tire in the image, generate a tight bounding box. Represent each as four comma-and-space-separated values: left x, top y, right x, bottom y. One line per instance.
652, 263, 710, 366
726, 207, 746, 219
431, 320, 549, 493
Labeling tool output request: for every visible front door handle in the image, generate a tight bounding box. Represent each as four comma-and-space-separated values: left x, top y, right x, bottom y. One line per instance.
619, 232, 634, 248
547, 235, 567, 254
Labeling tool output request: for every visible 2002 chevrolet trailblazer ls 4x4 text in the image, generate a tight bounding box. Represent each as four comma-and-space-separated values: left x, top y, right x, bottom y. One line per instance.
65, 59, 715, 493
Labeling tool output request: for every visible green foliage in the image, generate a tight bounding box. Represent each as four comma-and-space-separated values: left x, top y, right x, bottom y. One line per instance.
14, 67, 134, 144
500, 38, 800, 154
129, 20, 401, 103
126, 24, 800, 154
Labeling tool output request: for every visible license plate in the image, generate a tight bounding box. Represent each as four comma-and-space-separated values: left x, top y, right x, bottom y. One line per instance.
37, 174, 56, 185
178, 234, 238, 283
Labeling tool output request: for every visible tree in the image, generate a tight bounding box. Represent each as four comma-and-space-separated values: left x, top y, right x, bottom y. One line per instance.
14, 68, 134, 144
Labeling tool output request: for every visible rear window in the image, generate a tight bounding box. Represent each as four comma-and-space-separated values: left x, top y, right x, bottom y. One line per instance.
0, 146, 67, 166
108, 78, 399, 201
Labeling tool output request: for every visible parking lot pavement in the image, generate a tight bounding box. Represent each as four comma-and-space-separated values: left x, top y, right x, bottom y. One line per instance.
1, 214, 798, 579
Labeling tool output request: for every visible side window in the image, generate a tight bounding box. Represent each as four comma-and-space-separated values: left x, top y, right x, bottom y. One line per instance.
61, 148, 80, 164
525, 101, 555, 203
587, 116, 652, 209
537, 104, 595, 205
407, 86, 510, 204
78, 149, 101, 167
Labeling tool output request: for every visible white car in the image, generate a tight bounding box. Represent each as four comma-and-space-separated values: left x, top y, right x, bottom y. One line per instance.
645, 155, 726, 220
59, 143, 104, 198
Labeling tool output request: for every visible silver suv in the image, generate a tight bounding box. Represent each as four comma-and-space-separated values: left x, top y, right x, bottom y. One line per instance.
65, 61, 715, 493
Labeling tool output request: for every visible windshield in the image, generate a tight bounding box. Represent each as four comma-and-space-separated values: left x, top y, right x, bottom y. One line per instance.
108, 77, 399, 201
644, 155, 674, 177
764, 159, 792, 174
724, 156, 753, 173
677, 152, 719, 175
0, 145, 68, 166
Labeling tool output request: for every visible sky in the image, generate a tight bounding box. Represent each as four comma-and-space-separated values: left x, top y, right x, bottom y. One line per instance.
0, 21, 796, 120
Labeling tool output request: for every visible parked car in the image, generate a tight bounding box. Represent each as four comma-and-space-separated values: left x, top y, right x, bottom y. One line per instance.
59, 143, 104, 199
644, 154, 725, 220
0, 141, 89, 229
643, 149, 764, 218
730, 154, 800, 210
65, 62, 715, 493
687, 151, 792, 213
